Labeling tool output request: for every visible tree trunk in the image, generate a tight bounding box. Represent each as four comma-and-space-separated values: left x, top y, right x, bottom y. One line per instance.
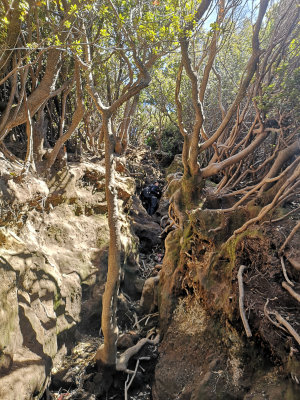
95, 113, 121, 367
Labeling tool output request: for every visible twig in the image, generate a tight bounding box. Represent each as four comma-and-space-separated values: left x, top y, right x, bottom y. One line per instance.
279, 220, 300, 255
282, 281, 300, 303
124, 359, 140, 400
238, 265, 252, 337
280, 256, 294, 287
274, 311, 300, 346
133, 312, 159, 328
133, 312, 140, 331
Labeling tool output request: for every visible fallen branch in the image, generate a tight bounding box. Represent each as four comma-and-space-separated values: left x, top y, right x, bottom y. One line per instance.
279, 220, 300, 255
116, 333, 160, 373
282, 281, 300, 303
274, 311, 300, 346
280, 256, 294, 287
238, 265, 252, 338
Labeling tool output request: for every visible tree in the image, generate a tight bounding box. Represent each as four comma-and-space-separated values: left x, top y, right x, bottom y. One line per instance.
168, 0, 299, 223
83, 0, 200, 369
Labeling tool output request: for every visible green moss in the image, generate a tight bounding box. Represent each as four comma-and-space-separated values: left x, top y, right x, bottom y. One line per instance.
181, 223, 193, 251
222, 229, 263, 270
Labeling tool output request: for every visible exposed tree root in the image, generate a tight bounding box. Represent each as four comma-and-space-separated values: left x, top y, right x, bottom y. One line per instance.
279, 220, 300, 255
264, 299, 288, 333
286, 257, 300, 271
282, 281, 300, 303
274, 311, 300, 346
280, 256, 294, 287
116, 333, 160, 373
264, 206, 300, 224
264, 299, 300, 345
238, 265, 252, 338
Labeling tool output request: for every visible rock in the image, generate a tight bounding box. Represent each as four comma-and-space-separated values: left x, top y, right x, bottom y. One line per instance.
129, 195, 161, 251
0, 351, 13, 375
117, 332, 139, 350
51, 367, 77, 390
165, 154, 183, 175
140, 274, 160, 313
0, 158, 138, 400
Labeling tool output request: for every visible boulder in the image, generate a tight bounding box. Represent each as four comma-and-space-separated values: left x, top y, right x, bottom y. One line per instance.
129, 195, 161, 252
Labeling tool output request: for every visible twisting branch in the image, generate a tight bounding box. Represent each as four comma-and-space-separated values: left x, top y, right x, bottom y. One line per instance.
238, 265, 252, 338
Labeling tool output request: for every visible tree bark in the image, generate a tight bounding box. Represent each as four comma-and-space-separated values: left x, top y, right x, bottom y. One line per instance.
95, 112, 121, 367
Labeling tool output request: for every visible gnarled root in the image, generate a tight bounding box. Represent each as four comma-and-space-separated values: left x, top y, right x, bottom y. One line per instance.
116, 333, 160, 373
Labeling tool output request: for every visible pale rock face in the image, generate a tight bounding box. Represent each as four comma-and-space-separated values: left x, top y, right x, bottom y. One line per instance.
0, 162, 138, 400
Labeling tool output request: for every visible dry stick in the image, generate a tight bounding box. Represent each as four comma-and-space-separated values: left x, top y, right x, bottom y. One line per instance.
282, 281, 300, 303
238, 265, 252, 338
279, 220, 300, 255
124, 359, 140, 400
133, 312, 140, 331
274, 311, 300, 346
280, 256, 294, 287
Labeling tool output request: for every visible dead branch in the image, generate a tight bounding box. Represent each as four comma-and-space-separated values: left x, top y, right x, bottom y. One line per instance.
238, 265, 252, 338
274, 311, 300, 346
282, 281, 300, 303
280, 256, 294, 287
116, 333, 160, 373
279, 220, 300, 255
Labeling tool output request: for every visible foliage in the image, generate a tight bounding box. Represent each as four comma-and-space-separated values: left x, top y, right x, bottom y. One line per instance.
146, 124, 183, 156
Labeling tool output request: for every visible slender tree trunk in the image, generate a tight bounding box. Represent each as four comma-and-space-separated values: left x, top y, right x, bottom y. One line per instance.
95, 113, 121, 367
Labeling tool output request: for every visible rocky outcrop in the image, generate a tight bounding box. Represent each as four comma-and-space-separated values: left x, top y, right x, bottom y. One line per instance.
0, 159, 138, 400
